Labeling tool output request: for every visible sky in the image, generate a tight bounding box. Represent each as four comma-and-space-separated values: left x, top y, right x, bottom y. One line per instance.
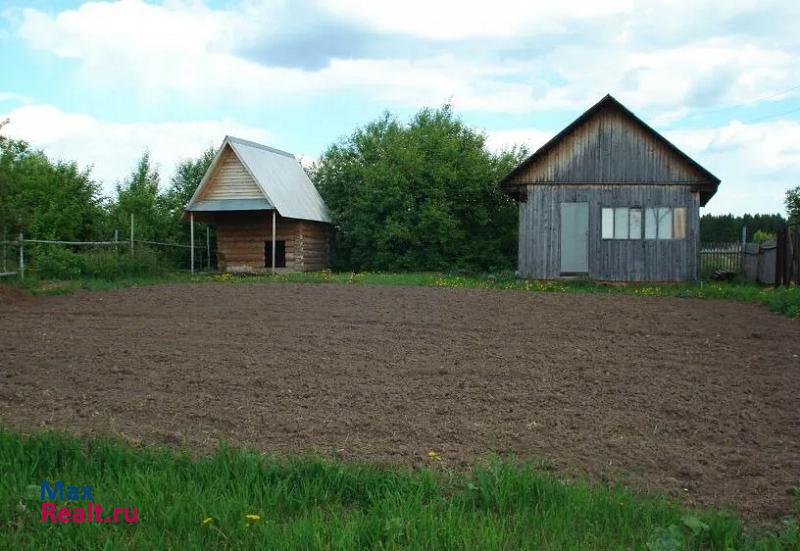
1, 0, 799, 215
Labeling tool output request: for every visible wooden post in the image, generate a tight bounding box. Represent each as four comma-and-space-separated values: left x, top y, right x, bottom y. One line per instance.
271, 210, 276, 275
775, 228, 788, 287
740, 225, 747, 273
206, 226, 211, 270
18, 232, 24, 281
190, 212, 195, 274
130, 213, 134, 255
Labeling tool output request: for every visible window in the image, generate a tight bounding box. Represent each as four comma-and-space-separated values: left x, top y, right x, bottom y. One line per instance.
603, 206, 686, 240
265, 240, 286, 268
644, 208, 658, 239
673, 208, 687, 239
602, 207, 642, 239
602, 208, 614, 239
643, 207, 687, 240
614, 207, 629, 239
657, 207, 672, 239
629, 208, 642, 240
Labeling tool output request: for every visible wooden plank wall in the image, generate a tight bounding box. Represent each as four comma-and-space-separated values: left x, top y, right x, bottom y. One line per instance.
508, 108, 710, 186
199, 146, 264, 201
519, 185, 700, 281
214, 212, 330, 273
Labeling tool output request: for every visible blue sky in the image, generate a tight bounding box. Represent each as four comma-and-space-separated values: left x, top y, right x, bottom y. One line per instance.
1, 0, 799, 215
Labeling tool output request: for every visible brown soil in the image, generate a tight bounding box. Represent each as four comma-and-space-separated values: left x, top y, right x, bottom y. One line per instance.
0, 284, 29, 305
1, 283, 799, 521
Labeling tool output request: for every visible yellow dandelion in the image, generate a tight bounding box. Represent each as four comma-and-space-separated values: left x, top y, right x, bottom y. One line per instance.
245, 514, 261, 521
202, 517, 213, 525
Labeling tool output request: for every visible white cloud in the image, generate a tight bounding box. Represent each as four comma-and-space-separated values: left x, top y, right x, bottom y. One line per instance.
6, 0, 800, 215
0, 91, 32, 104
666, 120, 800, 214
0, 103, 274, 196
14, 0, 799, 116
319, 0, 634, 40
484, 128, 552, 153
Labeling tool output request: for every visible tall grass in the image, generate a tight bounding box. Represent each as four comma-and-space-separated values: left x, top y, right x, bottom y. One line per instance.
0, 430, 797, 550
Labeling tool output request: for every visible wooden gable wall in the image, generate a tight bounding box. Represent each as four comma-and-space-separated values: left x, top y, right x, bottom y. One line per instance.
199, 146, 264, 201
507, 107, 710, 186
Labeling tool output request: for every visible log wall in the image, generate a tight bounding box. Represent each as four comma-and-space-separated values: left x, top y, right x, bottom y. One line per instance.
212, 211, 330, 273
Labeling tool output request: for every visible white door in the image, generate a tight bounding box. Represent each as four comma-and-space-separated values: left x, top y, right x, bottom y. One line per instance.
560, 202, 589, 274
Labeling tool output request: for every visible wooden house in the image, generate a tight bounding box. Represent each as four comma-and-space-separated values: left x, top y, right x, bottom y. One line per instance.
499, 95, 720, 281
185, 136, 331, 273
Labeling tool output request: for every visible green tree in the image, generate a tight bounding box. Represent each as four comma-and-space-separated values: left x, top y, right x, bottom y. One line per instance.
700, 213, 786, 242
161, 147, 215, 241
786, 186, 800, 224
110, 150, 169, 241
0, 126, 105, 240
313, 105, 525, 271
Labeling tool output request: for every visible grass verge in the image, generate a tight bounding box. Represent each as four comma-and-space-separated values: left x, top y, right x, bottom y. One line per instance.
1, 430, 798, 550
18, 270, 800, 319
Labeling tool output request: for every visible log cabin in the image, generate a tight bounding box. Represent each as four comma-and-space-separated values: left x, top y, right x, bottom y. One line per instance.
185, 136, 331, 273
500, 95, 721, 282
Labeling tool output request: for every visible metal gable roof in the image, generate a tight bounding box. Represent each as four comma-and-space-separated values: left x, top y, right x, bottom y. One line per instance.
186, 136, 330, 223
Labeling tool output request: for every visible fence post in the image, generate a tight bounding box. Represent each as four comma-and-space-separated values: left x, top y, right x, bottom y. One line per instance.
740, 225, 747, 274
130, 213, 134, 255
114, 229, 119, 253
776, 228, 786, 287
190, 212, 195, 274
18, 232, 24, 281
2, 226, 6, 273
206, 226, 210, 270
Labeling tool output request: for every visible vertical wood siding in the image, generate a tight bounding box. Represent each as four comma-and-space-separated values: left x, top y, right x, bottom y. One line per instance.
507, 108, 710, 186
519, 185, 699, 281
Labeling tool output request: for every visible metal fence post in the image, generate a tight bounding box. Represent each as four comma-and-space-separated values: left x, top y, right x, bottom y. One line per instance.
190, 212, 195, 274
206, 226, 210, 270
18, 232, 24, 281
130, 213, 134, 255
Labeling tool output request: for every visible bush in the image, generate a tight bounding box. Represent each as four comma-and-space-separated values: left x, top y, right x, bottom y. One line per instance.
80, 248, 163, 279
32, 246, 166, 280
34, 246, 83, 279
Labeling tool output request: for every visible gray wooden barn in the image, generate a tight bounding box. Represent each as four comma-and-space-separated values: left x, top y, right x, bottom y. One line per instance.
500, 95, 721, 281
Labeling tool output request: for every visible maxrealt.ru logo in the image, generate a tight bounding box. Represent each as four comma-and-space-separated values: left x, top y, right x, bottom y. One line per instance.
39, 480, 138, 524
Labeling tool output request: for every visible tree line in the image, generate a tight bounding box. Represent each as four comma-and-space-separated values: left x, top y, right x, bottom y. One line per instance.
2, 109, 799, 276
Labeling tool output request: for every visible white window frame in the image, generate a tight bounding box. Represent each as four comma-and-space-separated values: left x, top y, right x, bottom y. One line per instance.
601, 206, 643, 240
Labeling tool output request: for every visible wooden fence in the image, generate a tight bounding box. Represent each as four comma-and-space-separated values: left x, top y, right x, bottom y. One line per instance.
699, 242, 742, 277
775, 224, 800, 286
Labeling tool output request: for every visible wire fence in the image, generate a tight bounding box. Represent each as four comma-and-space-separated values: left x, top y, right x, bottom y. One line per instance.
1, 214, 215, 280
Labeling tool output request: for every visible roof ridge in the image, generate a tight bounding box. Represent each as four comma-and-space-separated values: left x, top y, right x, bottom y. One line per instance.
225, 135, 295, 158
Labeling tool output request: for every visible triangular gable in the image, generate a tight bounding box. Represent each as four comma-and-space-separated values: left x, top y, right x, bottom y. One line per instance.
186, 136, 330, 223
197, 145, 266, 201
499, 95, 720, 205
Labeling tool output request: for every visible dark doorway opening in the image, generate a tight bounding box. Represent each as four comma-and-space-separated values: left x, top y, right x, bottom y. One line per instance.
265, 240, 286, 268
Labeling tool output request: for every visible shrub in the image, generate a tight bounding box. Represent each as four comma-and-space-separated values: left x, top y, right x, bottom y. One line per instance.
34, 246, 83, 279
79, 248, 163, 279
32, 247, 166, 280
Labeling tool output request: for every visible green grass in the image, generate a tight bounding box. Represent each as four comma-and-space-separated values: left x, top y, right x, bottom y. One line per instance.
19, 270, 800, 319
1, 430, 797, 550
